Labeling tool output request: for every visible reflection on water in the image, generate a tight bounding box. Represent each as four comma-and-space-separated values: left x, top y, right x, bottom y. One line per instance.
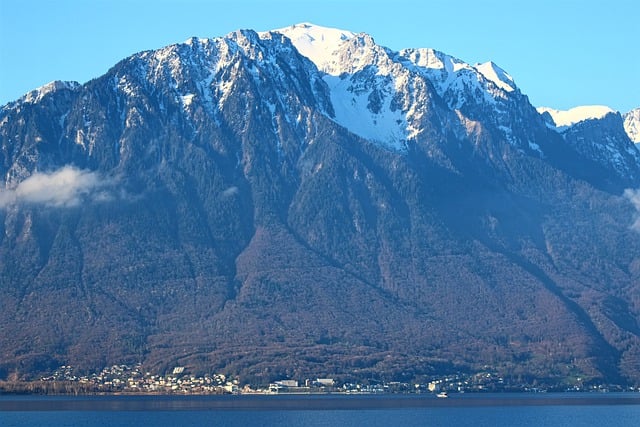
0, 393, 640, 427
1, 392, 640, 411
1, 394, 640, 427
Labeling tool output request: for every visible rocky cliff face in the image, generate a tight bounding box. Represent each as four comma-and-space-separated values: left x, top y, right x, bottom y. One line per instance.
1, 24, 640, 385
624, 108, 640, 146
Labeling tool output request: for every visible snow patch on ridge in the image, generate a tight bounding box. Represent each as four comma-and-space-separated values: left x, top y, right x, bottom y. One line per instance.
400, 48, 470, 74
324, 75, 408, 151
397, 48, 514, 110
538, 105, 616, 130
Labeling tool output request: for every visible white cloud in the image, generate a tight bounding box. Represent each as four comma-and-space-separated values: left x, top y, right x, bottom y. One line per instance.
624, 188, 640, 232
221, 186, 239, 197
0, 166, 114, 208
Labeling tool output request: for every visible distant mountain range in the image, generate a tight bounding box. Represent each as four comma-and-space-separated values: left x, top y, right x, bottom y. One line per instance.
1, 23, 639, 386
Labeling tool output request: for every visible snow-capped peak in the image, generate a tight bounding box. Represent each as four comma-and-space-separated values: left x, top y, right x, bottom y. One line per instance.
268, 23, 356, 73
264, 23, 529, 152
537, 105, 616, 130
475, 61, 516, 92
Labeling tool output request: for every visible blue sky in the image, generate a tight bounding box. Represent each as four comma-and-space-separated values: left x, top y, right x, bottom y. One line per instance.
1, 0, 638, 112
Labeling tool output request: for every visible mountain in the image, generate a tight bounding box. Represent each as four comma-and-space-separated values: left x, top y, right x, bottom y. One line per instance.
538, 105, 640, 183
542, 106, 640, 149
1, 23, 640, 386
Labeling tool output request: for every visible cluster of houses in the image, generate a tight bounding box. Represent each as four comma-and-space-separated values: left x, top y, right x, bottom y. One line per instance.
39, 364, 629, 394
267, 378, 335, 393
39, 364, 509, 394
41, 365, 351, 394
41, 364, 239, 394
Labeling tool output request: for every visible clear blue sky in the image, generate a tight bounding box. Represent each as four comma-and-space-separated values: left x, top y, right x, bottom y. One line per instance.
1, 0, 638, 112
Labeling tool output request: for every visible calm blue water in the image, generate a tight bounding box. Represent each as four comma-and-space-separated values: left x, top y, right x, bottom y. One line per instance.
2, 394, 639, 426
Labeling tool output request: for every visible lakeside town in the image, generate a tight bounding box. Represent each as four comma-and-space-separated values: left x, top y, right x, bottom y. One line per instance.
1, 364, 637, 395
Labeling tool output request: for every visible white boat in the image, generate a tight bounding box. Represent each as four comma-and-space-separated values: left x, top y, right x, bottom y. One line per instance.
436, 391, 448, 398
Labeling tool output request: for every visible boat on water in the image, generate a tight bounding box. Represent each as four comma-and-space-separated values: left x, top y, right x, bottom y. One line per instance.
436, 392, 448, 398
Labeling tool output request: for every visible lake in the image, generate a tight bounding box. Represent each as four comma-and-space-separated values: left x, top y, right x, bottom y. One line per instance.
1, 393, 639, 426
